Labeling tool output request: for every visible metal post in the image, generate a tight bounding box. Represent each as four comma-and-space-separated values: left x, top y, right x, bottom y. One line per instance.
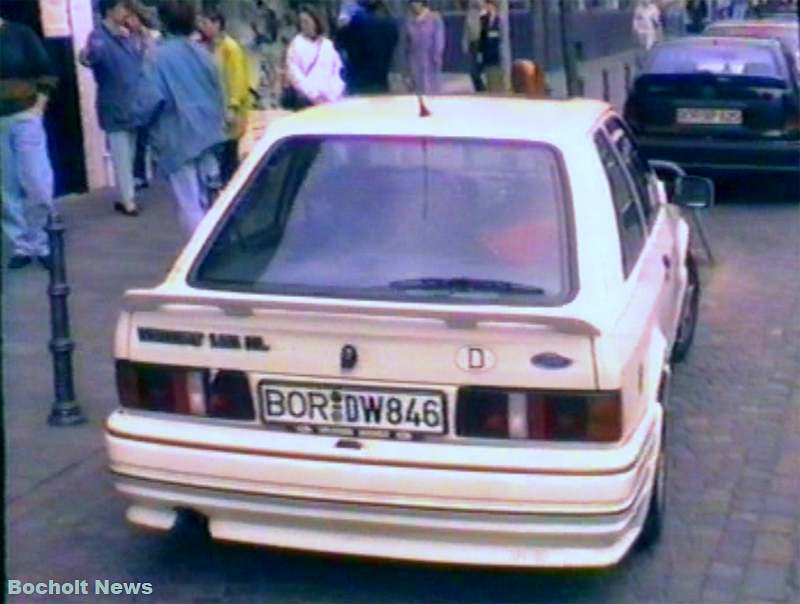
624, 63, 632, 92
573, 41, 585, 96
45, 212, 87, 426
499, 0, 512, 91
558, 0, 580, 97
602, 67, 610, 102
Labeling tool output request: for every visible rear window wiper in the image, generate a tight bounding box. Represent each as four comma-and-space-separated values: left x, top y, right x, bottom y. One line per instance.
388, 277, 545, 294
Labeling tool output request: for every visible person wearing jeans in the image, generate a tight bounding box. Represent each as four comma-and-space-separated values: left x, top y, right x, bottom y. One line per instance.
0, 16, 57, 270
80, 0, 146, 216
137, 0, 225, 238
167, 149, 220, 234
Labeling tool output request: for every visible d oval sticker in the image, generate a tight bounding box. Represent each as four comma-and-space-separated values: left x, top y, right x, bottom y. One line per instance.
456, 347, 496, 372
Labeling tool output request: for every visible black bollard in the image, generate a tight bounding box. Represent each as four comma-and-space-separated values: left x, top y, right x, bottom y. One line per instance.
624, 63, 632, 92
45, 212, 87, 426
602, 68, 610, 102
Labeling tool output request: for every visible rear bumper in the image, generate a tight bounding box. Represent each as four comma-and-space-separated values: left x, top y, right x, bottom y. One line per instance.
114, 472, 652, 568
105, 406, 662, 568
638, 135, 800, 176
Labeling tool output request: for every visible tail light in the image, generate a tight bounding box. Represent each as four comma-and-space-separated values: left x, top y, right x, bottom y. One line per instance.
207, 370, 255, 419
456, 387, 622, 443
785, 102, 800, 138
115, 361, 255, 420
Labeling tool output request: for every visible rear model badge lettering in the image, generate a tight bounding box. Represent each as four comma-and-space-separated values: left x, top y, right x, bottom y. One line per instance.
138, 328, 270, 352
210, 333, 241, 349
244, 336, 270, 351
456, 346, 496, 372
138, 327, 204, 347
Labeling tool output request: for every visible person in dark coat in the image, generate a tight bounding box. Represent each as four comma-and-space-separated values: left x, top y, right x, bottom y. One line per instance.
339, 0, 399, 94
478, 0, 505, 92
686, 0, 708, 34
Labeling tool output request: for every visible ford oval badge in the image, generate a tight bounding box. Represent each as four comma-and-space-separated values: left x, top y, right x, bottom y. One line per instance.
531, 352, 573, 370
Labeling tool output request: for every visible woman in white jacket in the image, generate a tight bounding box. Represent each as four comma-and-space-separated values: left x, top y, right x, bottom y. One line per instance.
632, 0, 663, 52
285, 6, 345, 107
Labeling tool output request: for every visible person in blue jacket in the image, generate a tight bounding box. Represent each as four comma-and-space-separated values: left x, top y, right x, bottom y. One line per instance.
80, 0, 147, 216
137, 0, 225, 238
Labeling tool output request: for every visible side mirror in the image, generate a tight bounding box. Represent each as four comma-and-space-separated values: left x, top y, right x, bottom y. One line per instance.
673, 175, 715, 209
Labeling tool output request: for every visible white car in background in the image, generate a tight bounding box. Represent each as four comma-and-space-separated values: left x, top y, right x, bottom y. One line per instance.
106, 97, 711, 568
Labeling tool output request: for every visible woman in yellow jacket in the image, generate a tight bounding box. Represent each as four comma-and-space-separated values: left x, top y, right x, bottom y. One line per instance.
197, 10, 250, 184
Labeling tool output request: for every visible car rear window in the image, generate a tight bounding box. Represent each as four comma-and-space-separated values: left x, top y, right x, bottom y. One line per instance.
705, 25, 799, 55
645, 41, 785, 79
192, 136, 573, 305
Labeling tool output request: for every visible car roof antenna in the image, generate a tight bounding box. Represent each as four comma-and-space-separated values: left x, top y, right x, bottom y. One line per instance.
417, 94, 431, 118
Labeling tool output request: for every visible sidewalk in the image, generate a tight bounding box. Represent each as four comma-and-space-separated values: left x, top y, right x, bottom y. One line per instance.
439, 47, 641, 109
244, 47, 641, 149
3, 185, 183, 503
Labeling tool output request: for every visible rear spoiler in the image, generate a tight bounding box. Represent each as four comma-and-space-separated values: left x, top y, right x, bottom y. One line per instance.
122, 289, 601, 336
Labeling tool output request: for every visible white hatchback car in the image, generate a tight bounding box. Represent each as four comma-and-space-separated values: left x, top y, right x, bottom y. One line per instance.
106, 97, 710, 568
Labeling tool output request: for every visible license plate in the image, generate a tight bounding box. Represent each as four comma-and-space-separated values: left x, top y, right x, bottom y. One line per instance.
258, 383, 447, 435
676, 108, 742, 125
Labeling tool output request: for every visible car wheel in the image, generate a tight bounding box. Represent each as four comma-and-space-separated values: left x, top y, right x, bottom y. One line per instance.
671, 254, 699, 363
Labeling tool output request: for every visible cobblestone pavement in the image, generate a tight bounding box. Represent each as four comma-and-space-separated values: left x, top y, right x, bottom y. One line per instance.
4, 178, 799, 604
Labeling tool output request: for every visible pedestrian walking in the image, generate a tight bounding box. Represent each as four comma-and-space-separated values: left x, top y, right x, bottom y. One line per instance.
404, 0, 445, 94
686, 0, 708, 33
664, 0, 687, 37
337, 0, 399, 95
126, 1, 158, 190
283, 6, 345, 109
716, 0, 732, 19
136, 0, 225, 237
80, 0, 146, 217
461, 0, 485, 92
197, 9, 251, 185
479, 0, 506, 92
0, 15, 57, 270
633, 0, 664, 52
731, 0, 749, 18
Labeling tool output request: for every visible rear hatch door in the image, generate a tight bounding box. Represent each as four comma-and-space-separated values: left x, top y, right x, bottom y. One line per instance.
631, 71, 795, 139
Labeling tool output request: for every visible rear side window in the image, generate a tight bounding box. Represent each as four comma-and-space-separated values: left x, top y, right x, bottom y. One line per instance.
646, 42, 785, 79
606, 118, 656, 228
594, 132, 645, 278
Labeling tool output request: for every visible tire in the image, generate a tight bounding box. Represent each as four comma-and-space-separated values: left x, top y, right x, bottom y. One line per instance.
671, 254, 699, 363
